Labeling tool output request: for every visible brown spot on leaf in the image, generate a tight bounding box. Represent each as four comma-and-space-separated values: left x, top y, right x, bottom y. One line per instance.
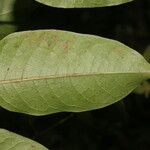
63, 41, 69, 50
52, 35, 59, 42
113, 47, 124, 58
62, 39, 73, 52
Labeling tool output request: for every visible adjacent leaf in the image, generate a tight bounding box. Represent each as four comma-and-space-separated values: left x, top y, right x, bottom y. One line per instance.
0, 24, 17, 40
0, 129, 48, 150
0, 0, 34, 40
0, 0, 35, 22
0, 0, 32, 42
0, 30, 150, 116
134, 81, 150, 98
0, 0, 16, 21
35, 0, 134, 8
143, 45, 150, 63
134, 45, 150, 97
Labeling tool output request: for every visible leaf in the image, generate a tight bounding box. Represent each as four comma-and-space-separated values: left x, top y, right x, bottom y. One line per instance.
134, 46, 150, 97
0, 0, 35, 22
0, 30, 150, 116
143, 45, 150, 63
0, 0, 35, 42
35, 0, 134, 8
0, 24, 17, 40
0, 0, 16, 21
134, 81, 150, 98
0, 0, 18, 40
0, 129, 48, 150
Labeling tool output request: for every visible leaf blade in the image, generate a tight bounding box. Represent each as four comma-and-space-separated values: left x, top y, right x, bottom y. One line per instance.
0, 0, 36, 22
0, 24, 17, 40
35, 0, 134, 8
0, 129, 48, 150
0, 0, 16, 21
0, 30, 149, 116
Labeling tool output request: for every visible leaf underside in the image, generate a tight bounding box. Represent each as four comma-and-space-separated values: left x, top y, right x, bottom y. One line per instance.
0, 30, 149, 116
0, 129, 48, 150
35, 0, 134, 8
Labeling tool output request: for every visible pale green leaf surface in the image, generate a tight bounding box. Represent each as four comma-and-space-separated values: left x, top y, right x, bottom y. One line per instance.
0, 129, 48, 150
35, 0, 134, 8
0, 30, 150, 116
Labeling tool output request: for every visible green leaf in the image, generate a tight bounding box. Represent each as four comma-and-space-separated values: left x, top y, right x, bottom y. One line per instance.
0, 129, 48, 150
35, 0, 134, 8
134, 46, 150, 97
0, 0, 16, 21
0, 30, 150, 116
0, 24, 17, 40
143, 45, 150, 63
0, 0, 18, 40
134, 81, 150, 98
0, 0, 35, 22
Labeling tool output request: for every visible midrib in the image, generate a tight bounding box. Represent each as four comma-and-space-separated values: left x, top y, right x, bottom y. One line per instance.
0, 71, 149, 84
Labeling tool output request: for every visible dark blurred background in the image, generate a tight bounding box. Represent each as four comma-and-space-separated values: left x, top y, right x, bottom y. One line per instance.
0, 0, 150, 149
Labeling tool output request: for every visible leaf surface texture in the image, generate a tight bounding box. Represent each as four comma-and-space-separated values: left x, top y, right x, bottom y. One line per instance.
35, 0, 134, 8
0, 30, 149, 115
0, 129, 48, 150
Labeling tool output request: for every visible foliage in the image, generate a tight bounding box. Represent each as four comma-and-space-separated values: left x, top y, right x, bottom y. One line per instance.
0, 0, 150, 149
35, 0, 134, 8
0, 30, 149, 116
0, 129, 48, 150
